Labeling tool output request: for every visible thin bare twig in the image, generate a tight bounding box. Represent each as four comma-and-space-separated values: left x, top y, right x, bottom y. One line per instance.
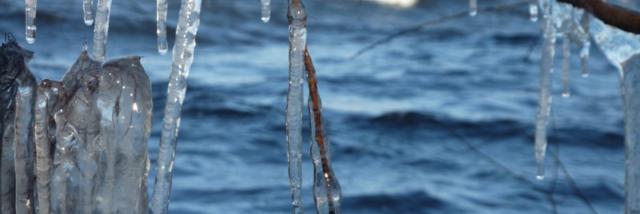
348, 0, 530, 59
304, 48, 339, 214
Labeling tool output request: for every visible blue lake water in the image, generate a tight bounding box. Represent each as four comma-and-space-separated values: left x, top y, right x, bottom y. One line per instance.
0, 0, 632, 213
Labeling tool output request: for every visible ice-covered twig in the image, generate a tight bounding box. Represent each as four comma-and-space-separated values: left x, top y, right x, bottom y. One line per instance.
156, 0, 169, 54
304, 49, 342, 214
151, 0, 202, 213
25, 0, 37, 44
286, 0, 307, 213
13, 62, 36, 214
92, 0, 113, 62
34, 80, 64, 214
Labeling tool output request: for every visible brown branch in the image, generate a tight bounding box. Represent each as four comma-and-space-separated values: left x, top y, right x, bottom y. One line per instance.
304, 48, 339, 214
557, 0, 640, 34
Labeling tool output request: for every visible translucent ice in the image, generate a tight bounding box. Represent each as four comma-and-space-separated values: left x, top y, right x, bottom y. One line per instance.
95, 56, 152, 213
286, 0, 307, 213
151, 0, 202, 213
34, 80, 65, 214
92, 0, 112, 62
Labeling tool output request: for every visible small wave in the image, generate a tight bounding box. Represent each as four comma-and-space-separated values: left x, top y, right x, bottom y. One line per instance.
492, 33, 538, 45
367, 111, 528, 139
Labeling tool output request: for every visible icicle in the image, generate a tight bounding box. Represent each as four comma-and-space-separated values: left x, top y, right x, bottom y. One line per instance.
579, 11, 590, 77
529, 2, 538, 22
534, 0, 555, 180
469, 0, 477, 16
25, 0, 37, 44
83, 0, 94, 26
156, 0, 169, 54
52, 51, 101, 214
13, 78, 36, 214
151, 0, 202, 213
286, 0, 307, 213
95, 57, 152, 213
561, 35, 570, 98
622, 54, 640, 214
34, 80, 64, 214
561, 11, 572, 98
304, 50, 342, 214
261, 0, 271, 22
92, 0, 113, 62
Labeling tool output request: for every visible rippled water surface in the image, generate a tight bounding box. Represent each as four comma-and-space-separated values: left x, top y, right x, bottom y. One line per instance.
0, 0, 633, 213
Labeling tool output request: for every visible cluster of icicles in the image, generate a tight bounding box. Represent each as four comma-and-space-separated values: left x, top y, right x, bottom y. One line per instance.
473, 0, 640, 213
13, 0, 342, 213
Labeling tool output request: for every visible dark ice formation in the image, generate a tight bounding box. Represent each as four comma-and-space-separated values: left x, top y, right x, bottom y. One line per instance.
0, 37, 36, 214
1, 38, 152, 213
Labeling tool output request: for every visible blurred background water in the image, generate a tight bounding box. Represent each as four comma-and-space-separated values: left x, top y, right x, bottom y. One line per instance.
0, 0, 634, 213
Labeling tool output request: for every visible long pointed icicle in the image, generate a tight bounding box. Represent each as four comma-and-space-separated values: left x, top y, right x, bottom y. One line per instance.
534, 0, 555, 180
14, 76, 36, 214
151, 0, 202, 213
25, 0, 37, 44
34, 80, 64, 214
561, 32, 570, 98
156, 0, 169, 54
469, 0, 478, 16
560, 9, 573, 98
579, 11, 590, 77
261, 0, 271, 22
92, 0, 113, 62
83, 0, 94, 26
304, 49, 342, 214
286, 1, 307, 213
